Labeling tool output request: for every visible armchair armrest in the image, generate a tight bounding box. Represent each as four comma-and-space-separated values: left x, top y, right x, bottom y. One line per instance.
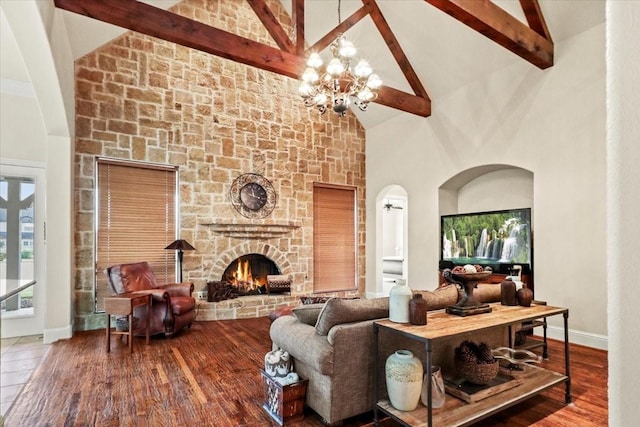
157, 282, 194, 297
130, 289, 170, 303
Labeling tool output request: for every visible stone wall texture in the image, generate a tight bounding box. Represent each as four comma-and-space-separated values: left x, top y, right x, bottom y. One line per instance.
73, 0, 367, 330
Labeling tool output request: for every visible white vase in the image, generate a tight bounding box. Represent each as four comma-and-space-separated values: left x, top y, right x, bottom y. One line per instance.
389, 279, 412, 323
385, 350, 424, 411
420, 365, 446, 409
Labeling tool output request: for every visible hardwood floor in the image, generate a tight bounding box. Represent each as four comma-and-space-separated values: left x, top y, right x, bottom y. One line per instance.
4, 318, 607, 426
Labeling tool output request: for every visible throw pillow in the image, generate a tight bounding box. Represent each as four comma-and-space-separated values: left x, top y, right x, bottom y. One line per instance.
292, 303, 325, 326
315, 297, 389, 336
299, 295, 332, 305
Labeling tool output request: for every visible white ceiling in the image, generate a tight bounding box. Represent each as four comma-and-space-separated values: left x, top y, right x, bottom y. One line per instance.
1, 0, 605, 128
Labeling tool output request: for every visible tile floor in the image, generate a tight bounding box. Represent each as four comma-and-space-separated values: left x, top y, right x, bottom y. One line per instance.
0, 335, 50, 418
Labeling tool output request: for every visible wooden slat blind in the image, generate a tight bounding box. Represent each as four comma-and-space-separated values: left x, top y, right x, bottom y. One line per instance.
94, 159, 177, 311
313, 183, 357, 292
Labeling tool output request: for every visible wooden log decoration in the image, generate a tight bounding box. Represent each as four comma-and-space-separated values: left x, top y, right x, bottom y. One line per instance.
206, 281, 240, 302
267, 275, 291, 293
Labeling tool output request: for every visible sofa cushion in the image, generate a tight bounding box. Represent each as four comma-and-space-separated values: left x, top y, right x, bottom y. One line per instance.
315, 297, 389, 336
413, 284, 459, 310
292, 303, 325, 326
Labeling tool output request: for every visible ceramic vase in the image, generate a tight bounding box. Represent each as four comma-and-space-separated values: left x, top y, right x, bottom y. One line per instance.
385, 350, 423, 411
264, 349, 292, 378
409, 294, 427, 325
420, 365, 446, 409
517, 286, 534, 307
389, 279, 412, 323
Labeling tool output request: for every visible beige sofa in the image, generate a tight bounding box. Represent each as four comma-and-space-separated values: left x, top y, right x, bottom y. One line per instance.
269, 284, 506, 425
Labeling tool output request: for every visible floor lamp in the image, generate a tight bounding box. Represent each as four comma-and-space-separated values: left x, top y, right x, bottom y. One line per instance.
165, 239, 196, 282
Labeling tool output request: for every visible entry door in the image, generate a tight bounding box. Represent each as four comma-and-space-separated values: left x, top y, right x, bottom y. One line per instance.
0, 163, 46, 338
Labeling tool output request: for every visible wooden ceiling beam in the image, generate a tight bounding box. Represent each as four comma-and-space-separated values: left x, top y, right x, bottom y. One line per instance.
293, 0, 305, 55
376, 86, 431, 117
519, 0, 553, 41
246, 0, 295, 53
363, 0, 430, 102
54, 0, 305, 77
307, 4, 371, 54
425, 0, 554, 69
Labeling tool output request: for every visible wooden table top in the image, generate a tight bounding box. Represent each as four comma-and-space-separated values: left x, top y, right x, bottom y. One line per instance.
374, 303, 567, 342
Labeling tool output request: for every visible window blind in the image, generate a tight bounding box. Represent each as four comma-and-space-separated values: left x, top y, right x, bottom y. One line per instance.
313, 183, 357, 292
95, 159, 177, 311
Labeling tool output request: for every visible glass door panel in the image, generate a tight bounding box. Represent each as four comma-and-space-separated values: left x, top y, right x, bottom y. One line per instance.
1, 164, 45, 337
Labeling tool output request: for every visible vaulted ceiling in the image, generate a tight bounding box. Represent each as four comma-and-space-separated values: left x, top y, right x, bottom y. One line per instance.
2, 0, 605, 128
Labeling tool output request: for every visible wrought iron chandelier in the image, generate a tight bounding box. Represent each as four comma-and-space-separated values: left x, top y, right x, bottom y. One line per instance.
298, 0, 382, 117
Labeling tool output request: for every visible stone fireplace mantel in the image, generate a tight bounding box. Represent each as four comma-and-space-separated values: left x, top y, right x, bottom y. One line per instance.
201, 221, 301, 239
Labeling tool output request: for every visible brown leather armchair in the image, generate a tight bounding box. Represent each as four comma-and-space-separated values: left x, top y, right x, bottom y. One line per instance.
105, 262, 196, 337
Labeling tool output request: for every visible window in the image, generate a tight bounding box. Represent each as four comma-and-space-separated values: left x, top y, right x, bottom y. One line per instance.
313, 183, 357, 292
95, 159, 177, 311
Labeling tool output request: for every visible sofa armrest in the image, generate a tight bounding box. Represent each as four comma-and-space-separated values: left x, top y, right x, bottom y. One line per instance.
157, 282, 194, 297
270, 315, 335, 376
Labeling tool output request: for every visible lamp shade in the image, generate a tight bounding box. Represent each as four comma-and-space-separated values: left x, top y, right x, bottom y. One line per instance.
165, 239, 196, 251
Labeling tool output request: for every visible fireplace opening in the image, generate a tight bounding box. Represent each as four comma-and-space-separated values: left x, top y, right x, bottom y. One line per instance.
207, 254, 282, 302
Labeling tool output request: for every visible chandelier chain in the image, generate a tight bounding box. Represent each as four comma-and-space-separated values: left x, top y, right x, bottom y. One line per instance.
338, 0, 342, 25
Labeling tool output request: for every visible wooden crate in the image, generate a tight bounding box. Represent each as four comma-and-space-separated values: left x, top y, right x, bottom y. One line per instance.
261, 370, 307, 426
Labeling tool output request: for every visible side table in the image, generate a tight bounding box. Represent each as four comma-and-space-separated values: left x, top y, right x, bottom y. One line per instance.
105, 293, 151, 353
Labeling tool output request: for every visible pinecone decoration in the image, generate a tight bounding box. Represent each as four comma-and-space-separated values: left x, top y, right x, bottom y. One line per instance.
456, 341, 479, 363
477, 342, 495, 364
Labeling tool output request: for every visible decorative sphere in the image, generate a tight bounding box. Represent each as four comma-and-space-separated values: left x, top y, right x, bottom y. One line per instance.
463, 264, 477, 273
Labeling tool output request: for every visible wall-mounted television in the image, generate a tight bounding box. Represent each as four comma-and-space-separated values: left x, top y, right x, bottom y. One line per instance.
440, 208, 532, 274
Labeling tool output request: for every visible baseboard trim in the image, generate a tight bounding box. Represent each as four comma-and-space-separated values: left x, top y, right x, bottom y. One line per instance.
538, 325, 608, 350
44, 325, 73, 344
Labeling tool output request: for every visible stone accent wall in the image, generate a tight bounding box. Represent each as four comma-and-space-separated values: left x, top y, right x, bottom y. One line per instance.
73, 0, 366, 330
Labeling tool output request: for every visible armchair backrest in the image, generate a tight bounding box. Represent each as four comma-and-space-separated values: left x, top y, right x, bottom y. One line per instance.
106, 262, 159, 294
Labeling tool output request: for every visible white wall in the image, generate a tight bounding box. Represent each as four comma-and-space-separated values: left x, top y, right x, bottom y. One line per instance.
367, 23, 607, 347
0, 93, 47, 162
607, 1, 640, 424
1, 1, 74, 343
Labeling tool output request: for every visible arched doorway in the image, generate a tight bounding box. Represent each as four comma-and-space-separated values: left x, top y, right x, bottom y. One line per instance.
376, 185, 408, 297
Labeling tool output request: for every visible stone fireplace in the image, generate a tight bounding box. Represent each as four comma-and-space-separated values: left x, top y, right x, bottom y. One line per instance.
195, 240, 302, 321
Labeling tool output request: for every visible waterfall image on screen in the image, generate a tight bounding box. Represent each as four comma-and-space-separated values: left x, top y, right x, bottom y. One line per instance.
441, 208, 532, 270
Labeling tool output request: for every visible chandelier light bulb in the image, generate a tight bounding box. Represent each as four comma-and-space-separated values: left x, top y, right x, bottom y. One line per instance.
298, 82, 313, 96
314, 93, 328, 106
338, 38, 357, 58
302, 67, 319, 83
366, 73, 382, 89
326, 58, 345, 76
354, 60, 372, 78
307, 52, 323, 68
357, 87, 374, 102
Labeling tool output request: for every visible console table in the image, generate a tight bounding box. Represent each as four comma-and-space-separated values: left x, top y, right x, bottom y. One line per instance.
105, 293, 151, 353
373, 303, 571, 427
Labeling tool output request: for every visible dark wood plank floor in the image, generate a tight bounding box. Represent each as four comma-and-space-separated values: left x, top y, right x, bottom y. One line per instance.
5, 318, 607, 426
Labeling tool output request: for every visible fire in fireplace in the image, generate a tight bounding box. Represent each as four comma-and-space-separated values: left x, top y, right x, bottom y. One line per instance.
207, 254, 281, 302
